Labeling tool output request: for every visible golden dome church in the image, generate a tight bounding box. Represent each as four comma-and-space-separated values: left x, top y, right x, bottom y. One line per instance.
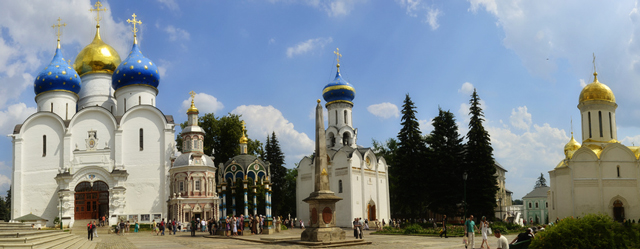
10, 4, 177, 228
549, 69, 639, 222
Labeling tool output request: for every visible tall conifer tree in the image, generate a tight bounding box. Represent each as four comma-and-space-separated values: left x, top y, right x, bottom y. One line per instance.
465, 89, 498, 219
426, 108, 465, 216
265, 132, 286, 216
395, 94, 427, 216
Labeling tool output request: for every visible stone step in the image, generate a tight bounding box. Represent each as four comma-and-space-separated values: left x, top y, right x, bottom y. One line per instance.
0, 230, 66, 243
50, 236, 91, 249
0, 229, 59, 238
33, 233, 77, 249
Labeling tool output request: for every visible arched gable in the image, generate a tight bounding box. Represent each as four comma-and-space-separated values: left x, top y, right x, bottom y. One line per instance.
69, 107, 118, 151
608, 195, 629, 209
70, 166, 116, 189
18, 112, 66, 135
120, 105, 170, 127
69, 107, 117, 129
599, 143, 636, 161
376, 156, 388, 173
571, 146, 600, 161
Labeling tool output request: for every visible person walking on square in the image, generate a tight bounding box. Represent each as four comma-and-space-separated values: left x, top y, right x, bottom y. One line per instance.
92, 221, 99, 238
152, 220, 157, 235
358, 218, 364, 239
353, 218, 359, 239
190, 217, 197, 237
135, 221, 139, 233
232, 216, 238, 236
440, 215, 448, 238
480, 216, 490, 249
160, 218, 166, 236
465, 215, 479, 249
120, 220, 126, 235
172, 219, 177, 235
87, 221, 94, 241
494, 229, 509, 249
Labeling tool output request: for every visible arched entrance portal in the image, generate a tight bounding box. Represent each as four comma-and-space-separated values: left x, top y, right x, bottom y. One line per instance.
613, 200, 624, 222
367, 202, 376, 221
74, 181, 109, 220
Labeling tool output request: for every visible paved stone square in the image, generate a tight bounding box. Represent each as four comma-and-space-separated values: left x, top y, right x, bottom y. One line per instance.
93, 228, 518, 249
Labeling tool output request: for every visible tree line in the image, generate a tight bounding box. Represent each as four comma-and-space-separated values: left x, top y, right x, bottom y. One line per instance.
374, 89, 498, 220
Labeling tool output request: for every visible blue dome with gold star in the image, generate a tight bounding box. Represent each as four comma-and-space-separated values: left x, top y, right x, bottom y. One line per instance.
34, 47, 81, 96
322, 69, 355, 105
112, 43, 159, 91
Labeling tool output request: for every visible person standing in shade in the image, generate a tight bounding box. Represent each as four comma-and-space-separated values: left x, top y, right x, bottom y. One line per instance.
440, 215, 448, 238
465, 215, 479, 249
190, 217, 197, 237
494, 229, 509, 249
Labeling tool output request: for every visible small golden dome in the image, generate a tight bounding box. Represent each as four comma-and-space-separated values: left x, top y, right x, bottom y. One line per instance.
564, 133, 581, 158
187, 99, 198, 114
579, 72, 615, 104
239, 121, 248, 144
74, 26, 121, 76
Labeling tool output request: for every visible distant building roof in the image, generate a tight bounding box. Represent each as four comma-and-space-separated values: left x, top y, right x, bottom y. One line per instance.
14, 213, 47, 222
494, 160, 507, 172
523, 186, 550, 199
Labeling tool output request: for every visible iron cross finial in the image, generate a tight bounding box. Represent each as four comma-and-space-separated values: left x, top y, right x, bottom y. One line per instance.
90, 1, 108, 26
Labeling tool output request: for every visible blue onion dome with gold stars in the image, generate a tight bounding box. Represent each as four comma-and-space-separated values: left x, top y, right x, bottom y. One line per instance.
112, 13, 159, 91
322, 49, 356, 105
111, 43, 159, 90
34, 42, 81, 96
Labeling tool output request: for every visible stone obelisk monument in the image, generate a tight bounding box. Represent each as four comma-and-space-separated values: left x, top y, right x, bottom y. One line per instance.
301, 100, 346, 242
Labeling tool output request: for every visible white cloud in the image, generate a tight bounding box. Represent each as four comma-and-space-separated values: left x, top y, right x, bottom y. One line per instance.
157, 0, 180, 11
419, 119, 433, 134
509, 106, 532, 131
579, 79, 587, 87
165, 25, 190, 41
367, 102, 400, 119
308, 104, 329, 121
425, 7, 442, 30
180, 92, 224, 115
0, 103, 36, 137
232, 105, 314, 166
468, 0, 498, 15
396, 0, 443, 30
269, 38, 276, 44
286, 37, 333, 58
458, 82, 475, 95
157, 59, 171, 78
301, 0, 363, 17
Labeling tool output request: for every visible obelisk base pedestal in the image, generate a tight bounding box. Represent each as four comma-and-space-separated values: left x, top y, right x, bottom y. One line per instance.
301, 226, 346, 242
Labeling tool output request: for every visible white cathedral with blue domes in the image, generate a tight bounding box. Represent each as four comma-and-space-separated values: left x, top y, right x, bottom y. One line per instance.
10, 10, 178, 227
296, 53, 391, 228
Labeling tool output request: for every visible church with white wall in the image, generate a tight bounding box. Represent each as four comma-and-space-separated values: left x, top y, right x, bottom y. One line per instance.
549, 69, 640, 222
10, 10, 175, 227
296, 56, 391, 228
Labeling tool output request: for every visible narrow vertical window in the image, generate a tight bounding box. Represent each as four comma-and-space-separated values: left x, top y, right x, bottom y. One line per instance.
339, 180, 343, 193
588, 112, 592, 138
139, 128, 144, 151
195, 180, 201, 191
42, 135, 46, 157
617, 166, 620, 177
124, 98, 127, 112
65, 103, 68, 120
609, 112, 613, 139
335, 110, 338, 125
344, 110, 348, 125
179, 181, 184, 192
138, 96, 141, 105
599, 111, 603, 137
111, 106, 113, 113
151, 98, 154, 106
50, 103, 53, 113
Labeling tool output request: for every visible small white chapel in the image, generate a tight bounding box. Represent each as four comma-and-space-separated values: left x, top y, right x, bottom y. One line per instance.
296, 50, 391, 228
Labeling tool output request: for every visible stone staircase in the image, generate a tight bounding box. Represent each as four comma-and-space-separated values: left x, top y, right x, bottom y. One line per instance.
0, 221, 96, 249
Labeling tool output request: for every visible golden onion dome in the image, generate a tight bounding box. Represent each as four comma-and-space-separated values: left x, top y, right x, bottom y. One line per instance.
564, 133, 581, 157
239, 121, 248, 144
579, 72, 615, 104
73, 26, 121, 76
187, 99, 198, 114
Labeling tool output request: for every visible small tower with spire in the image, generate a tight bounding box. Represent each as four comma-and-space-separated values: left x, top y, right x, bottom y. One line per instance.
239, 121, 248, 155
322, 48, 357, 150
181, 91, 204, 155
577, 54, 618, 144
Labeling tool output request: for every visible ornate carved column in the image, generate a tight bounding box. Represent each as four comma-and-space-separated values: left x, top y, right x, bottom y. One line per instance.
231, 185, 236, 217
243, 179, 249, 217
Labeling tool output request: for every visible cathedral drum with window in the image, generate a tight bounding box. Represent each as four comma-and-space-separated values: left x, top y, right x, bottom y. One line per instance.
296, 52, 391, 228
10, 11, 174, 227
549, 70, 640, 222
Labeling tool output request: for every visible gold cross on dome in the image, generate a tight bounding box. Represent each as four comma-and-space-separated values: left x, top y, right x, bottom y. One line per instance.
189, 91, 196, 100
241, 121, 246, 132
592, 53, 597, 73
90, 1, 108, 26
52, 17, 66, 42
127, 13, 142, 38
334, 48, 342, 72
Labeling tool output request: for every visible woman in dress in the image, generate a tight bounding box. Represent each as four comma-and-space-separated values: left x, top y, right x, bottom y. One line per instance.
225, 217, 230, 236
232, 217, 238, 236
134, 221, 139, 233
480, 216, 490, 249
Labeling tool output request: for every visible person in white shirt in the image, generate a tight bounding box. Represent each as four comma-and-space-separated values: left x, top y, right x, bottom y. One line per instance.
494, 229, 509, 249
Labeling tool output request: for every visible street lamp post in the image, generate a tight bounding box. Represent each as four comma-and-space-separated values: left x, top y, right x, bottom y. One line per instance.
463, 171, 468, 221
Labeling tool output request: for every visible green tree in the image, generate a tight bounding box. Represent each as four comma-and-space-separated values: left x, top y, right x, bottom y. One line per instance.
176, 113, 262, 166
394, 94, 428, 217
535, 173, 547, 188
464, 89, 498, 219
5, 187, 10, 221
372, 138, 398, 168
265, 132, 287, 217
512, 199, 523, 205
279, 168, 298, 218
426, 108, 465, 217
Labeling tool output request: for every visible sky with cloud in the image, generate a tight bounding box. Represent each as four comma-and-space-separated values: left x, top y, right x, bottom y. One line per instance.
3, 0, 640, 200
